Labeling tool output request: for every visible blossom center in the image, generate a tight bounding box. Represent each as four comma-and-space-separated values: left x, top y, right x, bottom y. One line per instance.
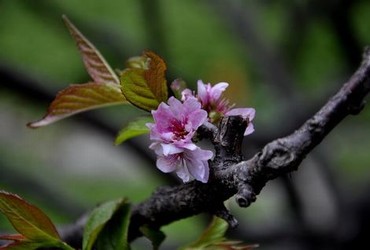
170, 119, 189, 140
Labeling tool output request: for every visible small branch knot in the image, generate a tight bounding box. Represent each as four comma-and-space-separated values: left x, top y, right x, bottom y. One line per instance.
235, 183, 256, 207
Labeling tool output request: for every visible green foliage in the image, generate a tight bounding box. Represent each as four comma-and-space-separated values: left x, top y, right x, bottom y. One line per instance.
83, 198, 131, 250
180, 217, 257, 250
27, 82, 127, 128
28, 16, 127, 128
115, 116, 153, 145
62, 15, 120, 85
120, 51, 168, 112
0, 191, 73, 250
28, 16, 168, 135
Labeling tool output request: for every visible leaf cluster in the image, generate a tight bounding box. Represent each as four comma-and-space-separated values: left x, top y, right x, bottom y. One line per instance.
28, 16, 168, 145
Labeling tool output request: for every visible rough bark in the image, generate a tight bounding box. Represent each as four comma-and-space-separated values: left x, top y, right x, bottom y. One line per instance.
60, 47, 370, 247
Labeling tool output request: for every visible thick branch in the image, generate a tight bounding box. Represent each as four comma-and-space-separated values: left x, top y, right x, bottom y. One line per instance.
59, 47, 370, 246
126, 47, 370, 240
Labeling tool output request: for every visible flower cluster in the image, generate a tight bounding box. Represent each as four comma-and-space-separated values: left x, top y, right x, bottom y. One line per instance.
183, 80, 255, 136
148, 80, 255, 183
147, 97, 213, 183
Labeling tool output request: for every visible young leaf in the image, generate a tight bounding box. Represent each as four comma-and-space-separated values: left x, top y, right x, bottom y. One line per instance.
28, 82, 126, 128
139, 225, 166, 250
94, 202, 131, 250
0, 240, 51, 250
180, 216, 258, 250
0, 191, 60, 242
115, 116, 153, 145
0, 191, 74, 250
184, 216, 228, 249
83, 198, 131, 250
120, 51, 168, 111
62, 15, 120, 85
0, 239, 74, 250
28, 16, 128, 128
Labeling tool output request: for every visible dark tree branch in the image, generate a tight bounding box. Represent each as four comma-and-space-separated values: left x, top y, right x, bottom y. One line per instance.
57, 47, 370, 246
126, 46, 370, 240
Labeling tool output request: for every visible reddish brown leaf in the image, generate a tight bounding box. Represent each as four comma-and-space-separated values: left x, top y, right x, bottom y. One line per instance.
62, 15, 120, 85
120, 51, 168, 111
0, 234, 26, 242
27, 82, 126, 128
144, 50, 168, 103
0, 191, 60, 241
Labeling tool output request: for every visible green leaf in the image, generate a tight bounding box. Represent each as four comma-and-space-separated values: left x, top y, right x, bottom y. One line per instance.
180, 217, 258, 250
27, 16, 128, 128
83, 198, 131, 250
139, 225, 166, 250
0, 239, 74, 250
28, 82, 126, 128
0, 191, 74, 250
0, 191, 60, 242
94, 203, 131, 250
62, 15, 120, 85
115, 116, 153, 145
120, 51, 168, 111
182, 216, 228, 249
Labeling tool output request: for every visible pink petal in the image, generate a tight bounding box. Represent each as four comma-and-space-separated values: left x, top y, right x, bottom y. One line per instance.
244, 123, 255, 136
152, 103, 173, 131
180, 142, 198, 151
226, 108, 255, 120
187, 109, 208, 129
197, 80, 208, 104
186, 157, 210, 183
181, 88, 194, 101
210, 82, 229, 101
157, 155, 179, 173
161, 143, 183, 155
176, 162, 191, 183
185, 147, 213, 183
167, 96, 184, 118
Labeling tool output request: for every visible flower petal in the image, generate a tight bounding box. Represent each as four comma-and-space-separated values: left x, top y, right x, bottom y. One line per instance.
181, 88, 194, 101
157, 155, 179, 173
197, 80, 209, 104
226, 108, 256, 136
175, 162, 191, 183
244, 122, 255, 136
161, 143, 183, 156
189, 160, 209, 183
184, 147, 213, 183
226, 108, 255, 120
210, 82, 229, 101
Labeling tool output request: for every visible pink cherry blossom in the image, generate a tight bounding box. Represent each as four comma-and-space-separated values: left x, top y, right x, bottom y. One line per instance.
148, 96, 208, 148
181, 80, 256, 136
197, 80, 230, 114
151, 143, 213, 183
147, 96, 213, 183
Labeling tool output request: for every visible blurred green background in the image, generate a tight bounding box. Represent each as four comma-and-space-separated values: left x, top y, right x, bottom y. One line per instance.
1, 0, 370, 249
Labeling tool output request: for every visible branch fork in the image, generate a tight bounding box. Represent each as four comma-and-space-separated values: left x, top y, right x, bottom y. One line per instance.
60, 47, 370, 248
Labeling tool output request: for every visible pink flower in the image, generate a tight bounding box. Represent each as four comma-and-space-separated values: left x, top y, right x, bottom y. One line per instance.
181, 80, 256, 136
148, 96, 207, 148
151, 143, 213, 183
182, 80, 230, 115
197, 80, 230, 114
147, 96, 213, 183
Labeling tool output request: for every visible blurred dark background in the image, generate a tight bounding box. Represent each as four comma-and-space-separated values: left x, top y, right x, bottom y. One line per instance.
1, 0, 370, 249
